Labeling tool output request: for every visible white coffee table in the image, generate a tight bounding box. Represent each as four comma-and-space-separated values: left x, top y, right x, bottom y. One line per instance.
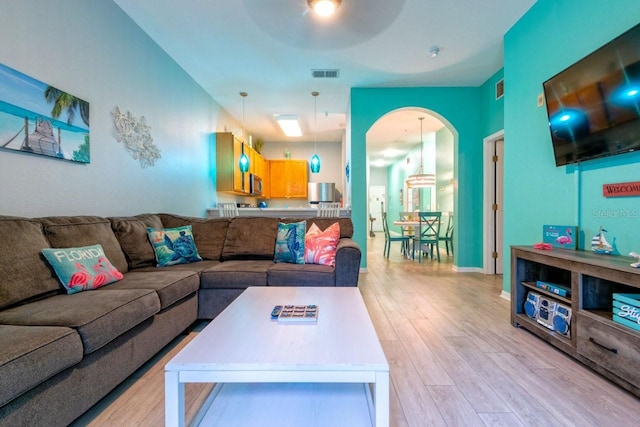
165, 286, 389, 427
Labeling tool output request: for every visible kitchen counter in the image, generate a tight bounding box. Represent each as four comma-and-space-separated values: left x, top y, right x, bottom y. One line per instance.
206, 207, 351, 218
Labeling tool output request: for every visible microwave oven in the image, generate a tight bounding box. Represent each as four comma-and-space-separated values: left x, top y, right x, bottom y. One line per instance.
249, 174, 263, 196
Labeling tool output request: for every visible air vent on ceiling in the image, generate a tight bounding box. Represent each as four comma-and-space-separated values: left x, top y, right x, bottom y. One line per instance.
312, 69, 340, 78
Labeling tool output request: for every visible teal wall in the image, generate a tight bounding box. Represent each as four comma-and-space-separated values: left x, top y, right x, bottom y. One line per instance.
481, 69, 505, 137
503, 0, 640, 292
351, 87, 483, 269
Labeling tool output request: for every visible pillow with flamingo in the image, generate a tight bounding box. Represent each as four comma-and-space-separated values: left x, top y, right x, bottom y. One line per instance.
42, 244, 124, 294
304, 222, 340, 266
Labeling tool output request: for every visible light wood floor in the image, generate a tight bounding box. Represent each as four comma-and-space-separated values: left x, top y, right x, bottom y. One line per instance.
73, 233, 640, 426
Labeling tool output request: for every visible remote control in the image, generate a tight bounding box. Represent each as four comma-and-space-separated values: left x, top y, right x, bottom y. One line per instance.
271, 305, 282, 319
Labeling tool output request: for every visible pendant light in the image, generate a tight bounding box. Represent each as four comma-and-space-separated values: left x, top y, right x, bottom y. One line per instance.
238, 92, 249, 173
310, 91, 321, 173
406, 117, 436, 188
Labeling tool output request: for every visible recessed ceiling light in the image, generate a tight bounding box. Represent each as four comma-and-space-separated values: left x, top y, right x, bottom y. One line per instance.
274, 115, 302, 137
428, 46, 440, 58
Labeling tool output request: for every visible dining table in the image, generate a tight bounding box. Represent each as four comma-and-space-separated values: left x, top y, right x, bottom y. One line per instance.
393, 217, 441, 260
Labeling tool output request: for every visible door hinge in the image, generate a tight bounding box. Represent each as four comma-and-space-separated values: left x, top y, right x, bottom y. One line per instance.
492, 155, 499, 163
492, 203, 499, 211
492, 251, 499, 259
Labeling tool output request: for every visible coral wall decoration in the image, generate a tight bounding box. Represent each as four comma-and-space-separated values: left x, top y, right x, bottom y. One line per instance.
112, 106, 160, 168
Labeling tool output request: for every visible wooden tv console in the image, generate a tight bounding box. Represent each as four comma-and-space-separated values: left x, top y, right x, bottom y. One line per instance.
511, 246, 640, 396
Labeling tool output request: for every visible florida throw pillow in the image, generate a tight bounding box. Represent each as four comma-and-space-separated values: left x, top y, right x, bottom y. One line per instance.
274, 220, 306, 264
42, 244, 124, 294
147, 225, 202, 267
304, 222, 340, 267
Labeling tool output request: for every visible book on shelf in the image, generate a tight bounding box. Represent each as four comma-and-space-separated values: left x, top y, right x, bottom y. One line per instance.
535, 280, 571, 298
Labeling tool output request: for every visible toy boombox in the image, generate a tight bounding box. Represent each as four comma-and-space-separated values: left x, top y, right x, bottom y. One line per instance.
524, 291, 572, 337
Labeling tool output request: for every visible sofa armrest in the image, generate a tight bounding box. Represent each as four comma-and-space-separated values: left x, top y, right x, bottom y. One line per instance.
334, 238, 361, 287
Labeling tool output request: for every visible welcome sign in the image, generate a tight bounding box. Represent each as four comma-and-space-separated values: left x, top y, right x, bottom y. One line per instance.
602, 181, 640, 198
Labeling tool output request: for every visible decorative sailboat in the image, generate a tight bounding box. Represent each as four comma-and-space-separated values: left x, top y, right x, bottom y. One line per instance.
591, 226, 613, 254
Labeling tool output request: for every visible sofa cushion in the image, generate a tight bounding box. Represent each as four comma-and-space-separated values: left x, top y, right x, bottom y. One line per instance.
159, 214, 230, 260
281, 217, 354, 238
0, 289, 160, 354
0, 325, 82, 407
274, 221, 306, 264
41, 244, 124, 294
221, 217, 279, 260
0, 216, 61, 310
200, 260, 273, 288
110, 214, 163, 269
133, 259, 220, 274
106, 270, 199, 310
39, 216, 129, 274
267, 263, 335, 286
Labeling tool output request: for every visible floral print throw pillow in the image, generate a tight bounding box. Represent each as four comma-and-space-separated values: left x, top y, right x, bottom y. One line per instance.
304, 222, 340, 266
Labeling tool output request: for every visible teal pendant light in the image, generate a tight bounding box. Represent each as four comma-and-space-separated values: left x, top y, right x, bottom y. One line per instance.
310, 91, 321, 173
238, 91, 250, 173
239, 147, 249, 173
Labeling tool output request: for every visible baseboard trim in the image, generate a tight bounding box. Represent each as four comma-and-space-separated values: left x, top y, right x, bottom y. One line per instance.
359, 267, 368, 273
452, 266, 484, 273
500, 290, 511, 301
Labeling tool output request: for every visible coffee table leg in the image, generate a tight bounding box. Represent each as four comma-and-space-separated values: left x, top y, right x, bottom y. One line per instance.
165, 371, 185, 427
375, 371, 390, 427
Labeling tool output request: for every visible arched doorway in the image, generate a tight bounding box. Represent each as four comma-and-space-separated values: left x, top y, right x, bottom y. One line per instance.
366, 108, 454, 264
349, 87, 484, 271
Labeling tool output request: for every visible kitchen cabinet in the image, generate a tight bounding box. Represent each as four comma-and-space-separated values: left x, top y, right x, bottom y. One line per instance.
216, 132, 266, 195
268, 160, 308, 198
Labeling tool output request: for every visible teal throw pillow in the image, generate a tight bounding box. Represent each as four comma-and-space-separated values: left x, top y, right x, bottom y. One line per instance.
274, 221, 306, 264
42, 244, 124, 294
147, 225, 202, 267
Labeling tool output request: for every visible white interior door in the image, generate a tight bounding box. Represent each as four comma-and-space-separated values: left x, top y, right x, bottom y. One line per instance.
483, 130, 504, 275
368, 186, 385, 232
495, 138, 504, 274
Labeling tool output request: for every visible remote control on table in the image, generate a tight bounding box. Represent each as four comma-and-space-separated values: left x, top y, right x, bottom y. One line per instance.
270, 305, 283, 319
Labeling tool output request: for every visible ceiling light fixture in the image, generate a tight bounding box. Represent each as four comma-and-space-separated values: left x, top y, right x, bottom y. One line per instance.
428, 46, 440, 58
238, 92, 250, 174
307, 0, 342, 17
275, 115, 302, 137
406, 117, 436, 188
310, 91, 321, 173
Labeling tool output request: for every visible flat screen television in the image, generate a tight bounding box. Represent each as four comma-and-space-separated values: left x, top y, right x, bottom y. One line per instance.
543, 23, 640, 166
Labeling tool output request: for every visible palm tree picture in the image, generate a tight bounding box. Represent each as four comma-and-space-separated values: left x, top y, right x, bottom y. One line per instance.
0, 62, 90, 163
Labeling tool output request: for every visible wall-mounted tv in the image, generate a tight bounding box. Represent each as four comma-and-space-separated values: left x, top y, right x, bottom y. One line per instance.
543, 23, 640, 167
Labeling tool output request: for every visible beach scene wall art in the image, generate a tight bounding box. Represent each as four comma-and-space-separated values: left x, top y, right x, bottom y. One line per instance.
0, 63, 90, 163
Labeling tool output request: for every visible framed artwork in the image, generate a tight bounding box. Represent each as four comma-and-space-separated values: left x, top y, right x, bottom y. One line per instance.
0, 63, 90, 163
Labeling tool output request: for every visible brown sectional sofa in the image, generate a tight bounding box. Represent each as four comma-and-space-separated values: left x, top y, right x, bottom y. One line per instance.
0, 213, 360, 426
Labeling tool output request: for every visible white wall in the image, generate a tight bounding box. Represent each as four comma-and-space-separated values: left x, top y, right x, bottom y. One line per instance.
0, 0, 237, 218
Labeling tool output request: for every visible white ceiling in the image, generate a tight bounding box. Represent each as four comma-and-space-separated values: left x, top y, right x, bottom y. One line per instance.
113, 0, 536, 166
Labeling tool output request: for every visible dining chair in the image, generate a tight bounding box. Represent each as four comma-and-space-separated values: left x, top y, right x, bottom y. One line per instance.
439, 212, 454, 256
382, 211, 410, 258
398, 211, 416, 238
316, 202, 341, 217
412, 211, 442, 263
218, 202, 239, 218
